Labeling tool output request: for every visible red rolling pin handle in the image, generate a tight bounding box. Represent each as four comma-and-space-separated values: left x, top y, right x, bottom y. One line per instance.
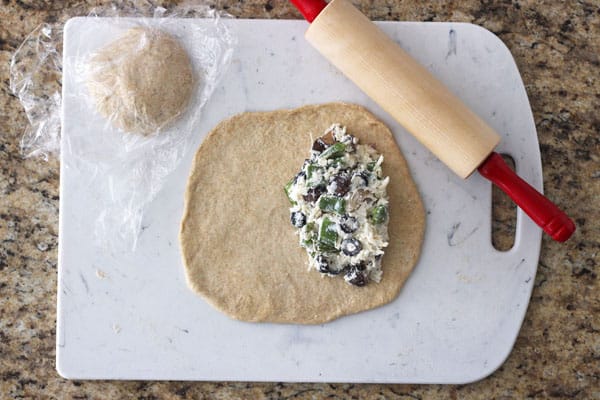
478, 152, 575, 242
290, 0, 327, 22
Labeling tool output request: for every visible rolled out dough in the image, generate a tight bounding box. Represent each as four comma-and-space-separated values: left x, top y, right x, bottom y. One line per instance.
180, 103, 425, 324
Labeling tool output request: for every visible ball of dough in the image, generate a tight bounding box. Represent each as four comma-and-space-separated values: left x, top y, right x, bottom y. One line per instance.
87, 28, 194, 135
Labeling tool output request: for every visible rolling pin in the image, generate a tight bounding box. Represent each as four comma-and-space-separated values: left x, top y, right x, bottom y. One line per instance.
290, 0, 575, 242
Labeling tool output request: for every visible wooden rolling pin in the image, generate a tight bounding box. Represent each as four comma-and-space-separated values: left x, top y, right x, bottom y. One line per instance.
290, 0, 575, 242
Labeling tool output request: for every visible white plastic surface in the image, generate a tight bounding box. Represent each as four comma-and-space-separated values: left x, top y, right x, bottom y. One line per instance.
57, 19, 542, 383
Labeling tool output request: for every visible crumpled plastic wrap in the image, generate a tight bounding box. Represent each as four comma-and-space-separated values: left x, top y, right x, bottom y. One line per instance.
10, 4, 236, 251
10, 23, 63, 159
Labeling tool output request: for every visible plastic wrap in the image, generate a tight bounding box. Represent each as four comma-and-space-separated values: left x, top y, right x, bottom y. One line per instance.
10, 23, 63, 159
10, 4, 236, 251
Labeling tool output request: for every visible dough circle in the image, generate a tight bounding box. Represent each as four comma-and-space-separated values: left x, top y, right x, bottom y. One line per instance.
180, 103, 425, 324
87, 28, 194, 135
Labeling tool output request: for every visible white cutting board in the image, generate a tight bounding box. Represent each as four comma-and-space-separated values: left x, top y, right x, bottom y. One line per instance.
57, 18, 542, 383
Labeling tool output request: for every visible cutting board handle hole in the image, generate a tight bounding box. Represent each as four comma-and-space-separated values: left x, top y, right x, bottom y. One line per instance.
491, 154, 517, 251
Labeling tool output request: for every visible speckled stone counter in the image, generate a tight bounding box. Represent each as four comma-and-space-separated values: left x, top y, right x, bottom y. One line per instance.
0, 0, 598, 398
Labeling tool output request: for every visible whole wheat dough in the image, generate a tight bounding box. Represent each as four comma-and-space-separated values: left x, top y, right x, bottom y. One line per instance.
87, 28, 194, 135
180, 103, 425, 324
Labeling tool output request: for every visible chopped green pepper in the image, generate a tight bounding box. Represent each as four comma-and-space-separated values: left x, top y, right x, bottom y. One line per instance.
367, 161, 377, 171
284, 179, 296, 205
369, 204, 388, 224
306, 164, 325, 187
302, 238, 314, 248
329, 156, 346, 168
302, 223, 316, 248
318, 217, 339, 253
306, 163, 319, 179
318, 195, 346, 215
320, 142, 346, 159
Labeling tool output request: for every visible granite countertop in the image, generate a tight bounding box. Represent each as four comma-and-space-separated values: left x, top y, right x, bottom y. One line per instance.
0, 0, 598, 398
